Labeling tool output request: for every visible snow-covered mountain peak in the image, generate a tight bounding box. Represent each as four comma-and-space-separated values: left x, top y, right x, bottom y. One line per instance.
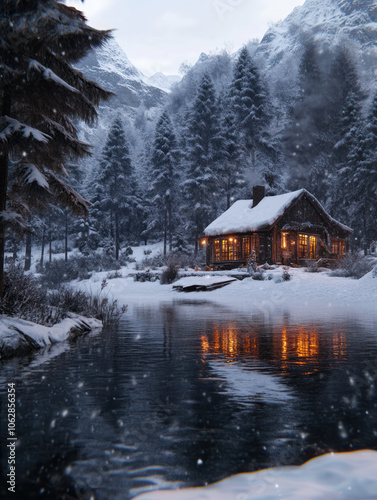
261, 0, 377, 47
144, 72, 181, 93
255, 0, 377, 99
91, 38, 143, 81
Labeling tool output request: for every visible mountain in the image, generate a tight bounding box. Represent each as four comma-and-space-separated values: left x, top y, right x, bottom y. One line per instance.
75, 38, 181, 157
78, 38, 167, 112
144, 72, 181, 93
255, 0, 377, 100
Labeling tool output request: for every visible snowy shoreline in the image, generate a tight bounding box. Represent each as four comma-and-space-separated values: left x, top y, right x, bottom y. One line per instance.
75, 264, 377, 322
0, 314, 102, 360
132, 450, 377, 500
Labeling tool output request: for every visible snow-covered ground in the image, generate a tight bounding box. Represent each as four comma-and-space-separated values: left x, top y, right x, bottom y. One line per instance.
0, 314, 102, 359
74, 263, 377, 321
132, 450, 377, 500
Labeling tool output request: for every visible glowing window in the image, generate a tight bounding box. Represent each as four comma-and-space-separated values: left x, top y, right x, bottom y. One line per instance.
229, 239, 234, 260
331, 239, 339, 254
243, 237, 250, 259
222, 239, 228, 261
214, 240, 220, 262
309, 236, 317, 259
282, 232, 288, 249
298, 234, 308, 258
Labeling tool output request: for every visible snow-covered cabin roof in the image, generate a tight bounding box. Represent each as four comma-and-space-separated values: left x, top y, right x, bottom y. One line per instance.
204, 189, 352, 236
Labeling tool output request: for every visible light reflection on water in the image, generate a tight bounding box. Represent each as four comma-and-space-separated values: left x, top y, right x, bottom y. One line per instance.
1, 301, 377, 500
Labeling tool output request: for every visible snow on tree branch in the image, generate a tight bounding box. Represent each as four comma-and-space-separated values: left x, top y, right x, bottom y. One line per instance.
28, 59, 79, 94
46, 171, 91, 215
0, 117, 50, 144
0, 211, 29, 230
21, 164, 50, 189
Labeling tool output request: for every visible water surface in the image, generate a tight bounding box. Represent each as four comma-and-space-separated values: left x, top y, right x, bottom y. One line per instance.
1, 302, 377, 499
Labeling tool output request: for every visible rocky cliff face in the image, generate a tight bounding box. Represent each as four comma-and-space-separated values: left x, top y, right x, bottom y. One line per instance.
78, 38, 169, 112
75, 38, 181, 156
255, 0, 377, 101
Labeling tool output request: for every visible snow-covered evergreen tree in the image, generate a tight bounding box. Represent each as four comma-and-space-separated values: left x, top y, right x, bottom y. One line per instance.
0, 0, 111, 297
344, 92, 377, 254
91, 117, 138, 259
230, 47, 272, 173
147, 112, 180, 255
285, 39, 327, 192
332, 91, 365, 245
326, 46, 363, 204
218, 101, 246, 208
183, 73, 222, 251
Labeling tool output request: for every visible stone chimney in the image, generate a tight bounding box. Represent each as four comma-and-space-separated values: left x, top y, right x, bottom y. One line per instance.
252, 185, 265, 207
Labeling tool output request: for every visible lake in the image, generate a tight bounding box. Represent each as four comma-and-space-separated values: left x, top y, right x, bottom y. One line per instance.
1, 301, 377, 499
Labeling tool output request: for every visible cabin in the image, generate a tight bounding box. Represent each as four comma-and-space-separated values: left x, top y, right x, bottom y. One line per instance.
202, 186, 352, 268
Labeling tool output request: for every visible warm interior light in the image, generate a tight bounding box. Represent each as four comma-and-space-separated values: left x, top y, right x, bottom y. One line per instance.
201, 239, 206, 245
229, 238, 233, 242
282, 232, 288, 249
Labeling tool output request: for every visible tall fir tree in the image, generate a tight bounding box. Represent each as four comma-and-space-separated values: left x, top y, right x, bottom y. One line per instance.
0, 0, 111, 297
332, 90, 365, 247
92, 117, 137, 260
230, 46, 272, 172
285, 39, 327, 192
218, 99, 246, 208
327, 47, 363, 181
345, 92, 377, 254
329, 46, 362, 127
148, 112, 180, 255
184, 73, 222, 251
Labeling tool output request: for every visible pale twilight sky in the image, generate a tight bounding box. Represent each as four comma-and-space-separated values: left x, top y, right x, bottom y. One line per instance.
66, 0, 305, 76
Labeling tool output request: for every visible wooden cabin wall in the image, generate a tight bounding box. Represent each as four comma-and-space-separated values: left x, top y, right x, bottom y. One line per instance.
279, 195, 325, 228
278, 195, 351, 240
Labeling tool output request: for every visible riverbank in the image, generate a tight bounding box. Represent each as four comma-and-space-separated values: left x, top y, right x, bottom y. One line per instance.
0, 314, 102, 360
74, 265, 377, 322
132, 450, 377, 500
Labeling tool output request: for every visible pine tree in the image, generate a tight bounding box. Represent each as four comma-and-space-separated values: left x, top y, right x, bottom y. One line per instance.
92, 117, 137, 260
332, 91, 365, 246
148, 112, 179, 255
285, 39, 327, 190
329, 46, 362, 125
0, 0, 111, 297
346, 92, 377, 254
184, 73, 222, 251
230, 47, 271, 169
218, 102, 246, 208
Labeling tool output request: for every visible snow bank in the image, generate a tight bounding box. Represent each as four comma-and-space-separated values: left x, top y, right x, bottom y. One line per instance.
0, 314, 102, 360
75, 265, 377, 322
132, 450, 377, 500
